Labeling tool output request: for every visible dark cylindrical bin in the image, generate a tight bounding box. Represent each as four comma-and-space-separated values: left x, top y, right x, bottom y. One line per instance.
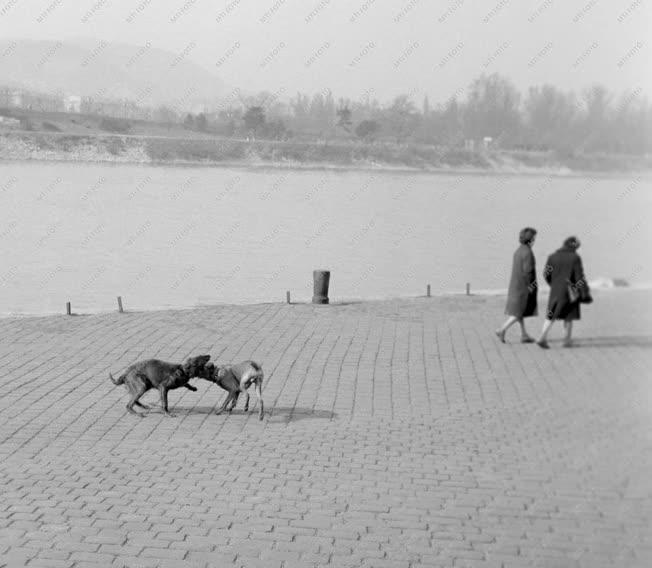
312, 270, 330, 304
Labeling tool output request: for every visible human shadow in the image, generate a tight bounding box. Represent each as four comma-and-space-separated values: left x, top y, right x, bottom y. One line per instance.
570, 336, 652, 349
287, 301, 362, 307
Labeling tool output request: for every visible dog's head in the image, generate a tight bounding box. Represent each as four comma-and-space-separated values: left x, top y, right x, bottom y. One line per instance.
194, 360, 218, 383
183, 354, 212, 378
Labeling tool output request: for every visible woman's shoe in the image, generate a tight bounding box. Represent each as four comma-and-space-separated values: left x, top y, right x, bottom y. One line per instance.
536, 339, 550, 349
521, 335, 535, 344
495, 329, 506, 343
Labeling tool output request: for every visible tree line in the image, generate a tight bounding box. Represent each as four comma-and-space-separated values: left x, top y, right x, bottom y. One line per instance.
180, 73, 650, 155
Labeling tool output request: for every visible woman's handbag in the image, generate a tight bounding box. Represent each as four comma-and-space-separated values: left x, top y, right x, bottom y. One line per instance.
579, 281, 593, 304
567, 280, 580, 303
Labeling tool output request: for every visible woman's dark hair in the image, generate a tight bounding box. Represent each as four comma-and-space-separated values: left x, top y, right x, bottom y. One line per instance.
519, 227, 537, 245
563, 236, 581, 250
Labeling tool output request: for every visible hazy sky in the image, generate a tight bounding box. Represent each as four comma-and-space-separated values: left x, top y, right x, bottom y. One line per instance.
1, 0, 649, 104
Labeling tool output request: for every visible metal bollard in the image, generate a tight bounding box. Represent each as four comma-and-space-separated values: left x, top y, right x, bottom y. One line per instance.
312, 270, 330, 304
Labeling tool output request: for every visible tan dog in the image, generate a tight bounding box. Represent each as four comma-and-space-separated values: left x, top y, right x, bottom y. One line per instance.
206, 360, 264, 420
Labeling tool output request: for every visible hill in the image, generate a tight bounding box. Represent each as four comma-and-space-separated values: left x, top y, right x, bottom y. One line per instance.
0, 38, 228, 111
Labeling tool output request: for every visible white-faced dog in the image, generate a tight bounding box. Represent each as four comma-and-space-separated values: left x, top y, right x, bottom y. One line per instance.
206, 360, 265, 420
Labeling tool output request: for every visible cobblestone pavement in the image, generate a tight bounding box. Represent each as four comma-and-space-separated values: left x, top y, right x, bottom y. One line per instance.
0, 290, 651, 568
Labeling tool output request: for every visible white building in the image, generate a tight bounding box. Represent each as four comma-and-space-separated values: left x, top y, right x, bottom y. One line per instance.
10, 90, 22, 107
64, 95, 82, 113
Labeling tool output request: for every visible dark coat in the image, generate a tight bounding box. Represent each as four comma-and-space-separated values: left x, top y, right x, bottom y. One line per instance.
505, 244, 538, 318
544, 247, 588, 321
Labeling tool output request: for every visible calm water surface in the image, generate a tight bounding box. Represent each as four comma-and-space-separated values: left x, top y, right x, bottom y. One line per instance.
1, 162, 650, 315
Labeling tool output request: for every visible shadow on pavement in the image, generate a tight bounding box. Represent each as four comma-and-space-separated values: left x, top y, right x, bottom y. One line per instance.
268, 406, 337, 422
573, 335, 652, 348
164, 406, 337, 421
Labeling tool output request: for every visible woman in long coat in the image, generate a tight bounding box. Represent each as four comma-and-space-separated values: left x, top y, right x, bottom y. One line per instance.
496, 227, 538, 343
536, 236, 589, 348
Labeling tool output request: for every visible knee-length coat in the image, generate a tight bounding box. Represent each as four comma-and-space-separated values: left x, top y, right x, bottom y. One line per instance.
505, 244, 538, 317
543, 246, 588, 321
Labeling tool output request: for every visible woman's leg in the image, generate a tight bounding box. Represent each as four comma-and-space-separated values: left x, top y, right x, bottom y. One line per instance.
499, 316, 518, 332
496, 315, 518, 342
517, 318, 534, 342
537, 319, 554, 348
563, 320, 573, 347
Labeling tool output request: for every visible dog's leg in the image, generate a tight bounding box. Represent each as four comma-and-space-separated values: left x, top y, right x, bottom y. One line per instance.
228, 391, 240, 411
158, 386, 176, 417
126, 380, 147, 417
243, 389, 250, 412
184, 384, 197, 392
134, 401, 150, 410
215, 392, 233, 415
255, 380, 264, 420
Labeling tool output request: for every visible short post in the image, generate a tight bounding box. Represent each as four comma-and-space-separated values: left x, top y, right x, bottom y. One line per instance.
286, 291, 291, 304
66, 302, 71, 315
312, 270, 330, 304
466, 282, 471, 296
427, 284, 431, 297
117, 296, 124, 313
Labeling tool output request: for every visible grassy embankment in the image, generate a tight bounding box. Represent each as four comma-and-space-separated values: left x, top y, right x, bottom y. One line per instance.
1, 109, 650, 173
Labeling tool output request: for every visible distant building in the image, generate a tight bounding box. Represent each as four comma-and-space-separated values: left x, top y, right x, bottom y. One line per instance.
464, 137, 496, 152
64, 95, 82, 113
10, 90, 22, 107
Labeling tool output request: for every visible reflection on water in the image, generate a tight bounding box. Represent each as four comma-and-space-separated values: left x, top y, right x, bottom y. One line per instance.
1, 162, 650, 315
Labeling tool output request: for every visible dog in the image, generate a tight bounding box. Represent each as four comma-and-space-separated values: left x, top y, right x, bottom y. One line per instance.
109, 355, 211, 417
204, 360, 264, 420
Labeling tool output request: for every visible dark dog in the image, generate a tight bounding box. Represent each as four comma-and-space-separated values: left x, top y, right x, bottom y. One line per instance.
109, 355, 211, 417
204, 360, 264, 420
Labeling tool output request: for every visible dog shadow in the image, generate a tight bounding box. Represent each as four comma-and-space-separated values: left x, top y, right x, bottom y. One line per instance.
268, 406, 337, 423
164, 405, 337, 422
570, 336, 652, 349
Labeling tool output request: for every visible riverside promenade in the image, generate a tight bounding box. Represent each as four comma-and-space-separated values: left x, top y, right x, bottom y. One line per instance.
0, 290, 651, 568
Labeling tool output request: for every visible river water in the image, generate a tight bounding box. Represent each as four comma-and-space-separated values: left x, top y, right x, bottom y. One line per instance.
1, 161, 650, 315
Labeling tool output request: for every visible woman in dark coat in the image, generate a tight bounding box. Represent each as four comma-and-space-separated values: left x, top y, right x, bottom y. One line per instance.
536, 236, 589, 348
495, 227, 538, 343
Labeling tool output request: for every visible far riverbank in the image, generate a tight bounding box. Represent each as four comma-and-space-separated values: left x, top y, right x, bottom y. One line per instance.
2, 131, 651, 175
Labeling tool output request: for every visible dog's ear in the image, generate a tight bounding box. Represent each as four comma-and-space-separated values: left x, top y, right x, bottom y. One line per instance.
192, 354, 211, 366
184, 354, 211, 371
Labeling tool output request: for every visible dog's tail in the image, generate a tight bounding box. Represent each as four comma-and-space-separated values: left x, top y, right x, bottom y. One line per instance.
109, 372, 125, 386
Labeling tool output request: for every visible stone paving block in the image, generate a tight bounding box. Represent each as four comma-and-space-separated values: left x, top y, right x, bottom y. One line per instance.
26, 559, 74, 568
234, 556, 282, 568
139, 546, 186, 560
